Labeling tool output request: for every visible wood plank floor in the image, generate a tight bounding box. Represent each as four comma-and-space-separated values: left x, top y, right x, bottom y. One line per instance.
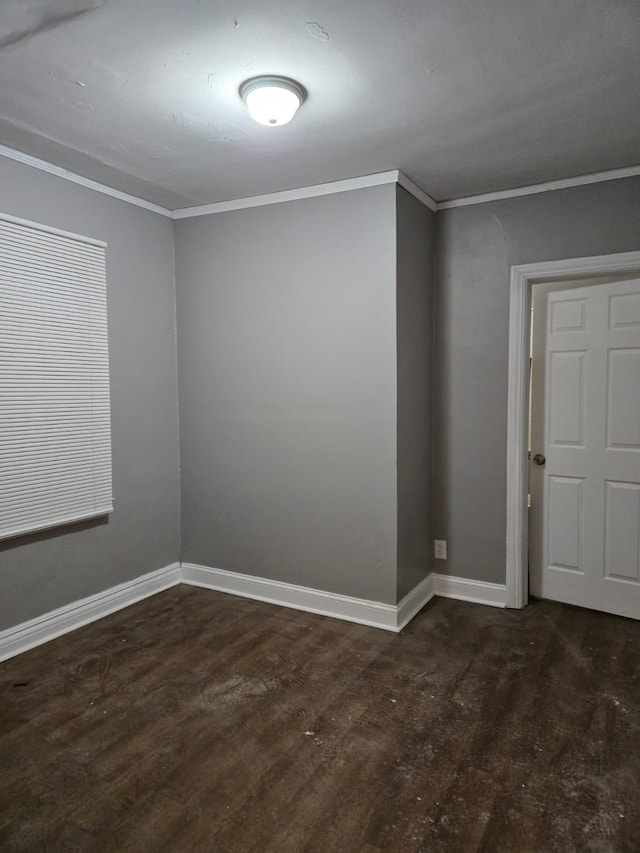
1, 585, 639, 852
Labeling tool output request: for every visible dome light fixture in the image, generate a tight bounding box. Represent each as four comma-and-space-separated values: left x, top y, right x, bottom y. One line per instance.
240, 76, 306, 127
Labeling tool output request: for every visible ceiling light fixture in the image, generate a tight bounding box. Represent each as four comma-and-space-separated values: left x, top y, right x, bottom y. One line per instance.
240, 76, 306, 127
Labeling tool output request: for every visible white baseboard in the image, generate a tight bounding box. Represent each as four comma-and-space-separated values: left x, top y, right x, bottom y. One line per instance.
396, 575, 435, 630
0, 564, 508, 663
433, 573, 507, 608
181, 563, 434, 633
0, 562, 181, 663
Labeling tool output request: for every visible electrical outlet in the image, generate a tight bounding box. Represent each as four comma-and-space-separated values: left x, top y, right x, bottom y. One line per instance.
434, 539, 447, 560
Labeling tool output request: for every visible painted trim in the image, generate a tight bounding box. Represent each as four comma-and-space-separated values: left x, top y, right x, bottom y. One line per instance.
0, 145, 436, 219
0, 563, 181, 663
171, 171, 400, 219
396, 575, 435, 630
172, 170, 437, 219
396, 172, 437, 212
433, 573, 507, 608
0, 562, 521, 663
5, 136, 635, 219
506, 263, 532, 610
506, 251, 640, 609
181, 563, 433, 632
437, 164, 640, 210
0, 144, 172, 218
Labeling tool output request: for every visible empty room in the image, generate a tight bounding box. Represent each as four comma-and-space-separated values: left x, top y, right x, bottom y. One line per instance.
1, 1, 639, 850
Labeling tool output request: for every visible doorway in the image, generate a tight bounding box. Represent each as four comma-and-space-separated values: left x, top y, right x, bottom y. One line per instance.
505, 251, 640, 613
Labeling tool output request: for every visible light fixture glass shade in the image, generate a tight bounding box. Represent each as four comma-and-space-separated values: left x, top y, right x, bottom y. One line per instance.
240, 77, 305, 126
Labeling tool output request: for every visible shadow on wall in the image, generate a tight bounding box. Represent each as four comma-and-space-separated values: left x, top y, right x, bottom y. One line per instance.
0, 515, 109, 553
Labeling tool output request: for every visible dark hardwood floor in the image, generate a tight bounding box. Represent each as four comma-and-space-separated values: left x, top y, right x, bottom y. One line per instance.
1, 585, 639, 852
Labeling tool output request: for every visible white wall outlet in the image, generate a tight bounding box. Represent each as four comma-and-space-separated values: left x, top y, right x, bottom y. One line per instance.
434, 539, 447, 560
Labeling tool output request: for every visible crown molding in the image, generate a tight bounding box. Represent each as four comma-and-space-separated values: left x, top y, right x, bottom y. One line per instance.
172, 170, 437, 219
4, 138, 636, 219
436, 163, 640, 210
396, 172, 437, 212
172, 171, 401, 219
0, 144, 173, 218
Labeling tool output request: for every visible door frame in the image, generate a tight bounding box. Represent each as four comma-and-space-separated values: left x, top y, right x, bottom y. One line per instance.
505, 250, 640, 608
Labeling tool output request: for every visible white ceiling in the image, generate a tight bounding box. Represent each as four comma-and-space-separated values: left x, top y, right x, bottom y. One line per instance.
1, 0, 639, 209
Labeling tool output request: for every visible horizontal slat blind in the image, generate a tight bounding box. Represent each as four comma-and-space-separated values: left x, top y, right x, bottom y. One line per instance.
0, 213, 112, 540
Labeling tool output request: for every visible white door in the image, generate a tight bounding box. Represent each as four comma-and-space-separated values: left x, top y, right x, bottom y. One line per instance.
529, 277, 640, 620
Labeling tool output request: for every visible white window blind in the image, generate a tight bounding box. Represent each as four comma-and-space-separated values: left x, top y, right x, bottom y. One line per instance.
0, 213, 112, 541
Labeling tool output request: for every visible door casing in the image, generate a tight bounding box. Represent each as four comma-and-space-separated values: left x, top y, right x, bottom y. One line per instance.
505, 251, 640, 608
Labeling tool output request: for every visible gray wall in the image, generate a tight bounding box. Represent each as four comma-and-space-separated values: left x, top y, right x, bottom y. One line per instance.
396, 187, 435, 599
434, 176, 640, 584
175, 185, 400, 604
9, 158, 631, 623
0, 157, 180, 630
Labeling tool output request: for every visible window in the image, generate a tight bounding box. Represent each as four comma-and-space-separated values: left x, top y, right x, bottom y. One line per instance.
0, 213, 112, 540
